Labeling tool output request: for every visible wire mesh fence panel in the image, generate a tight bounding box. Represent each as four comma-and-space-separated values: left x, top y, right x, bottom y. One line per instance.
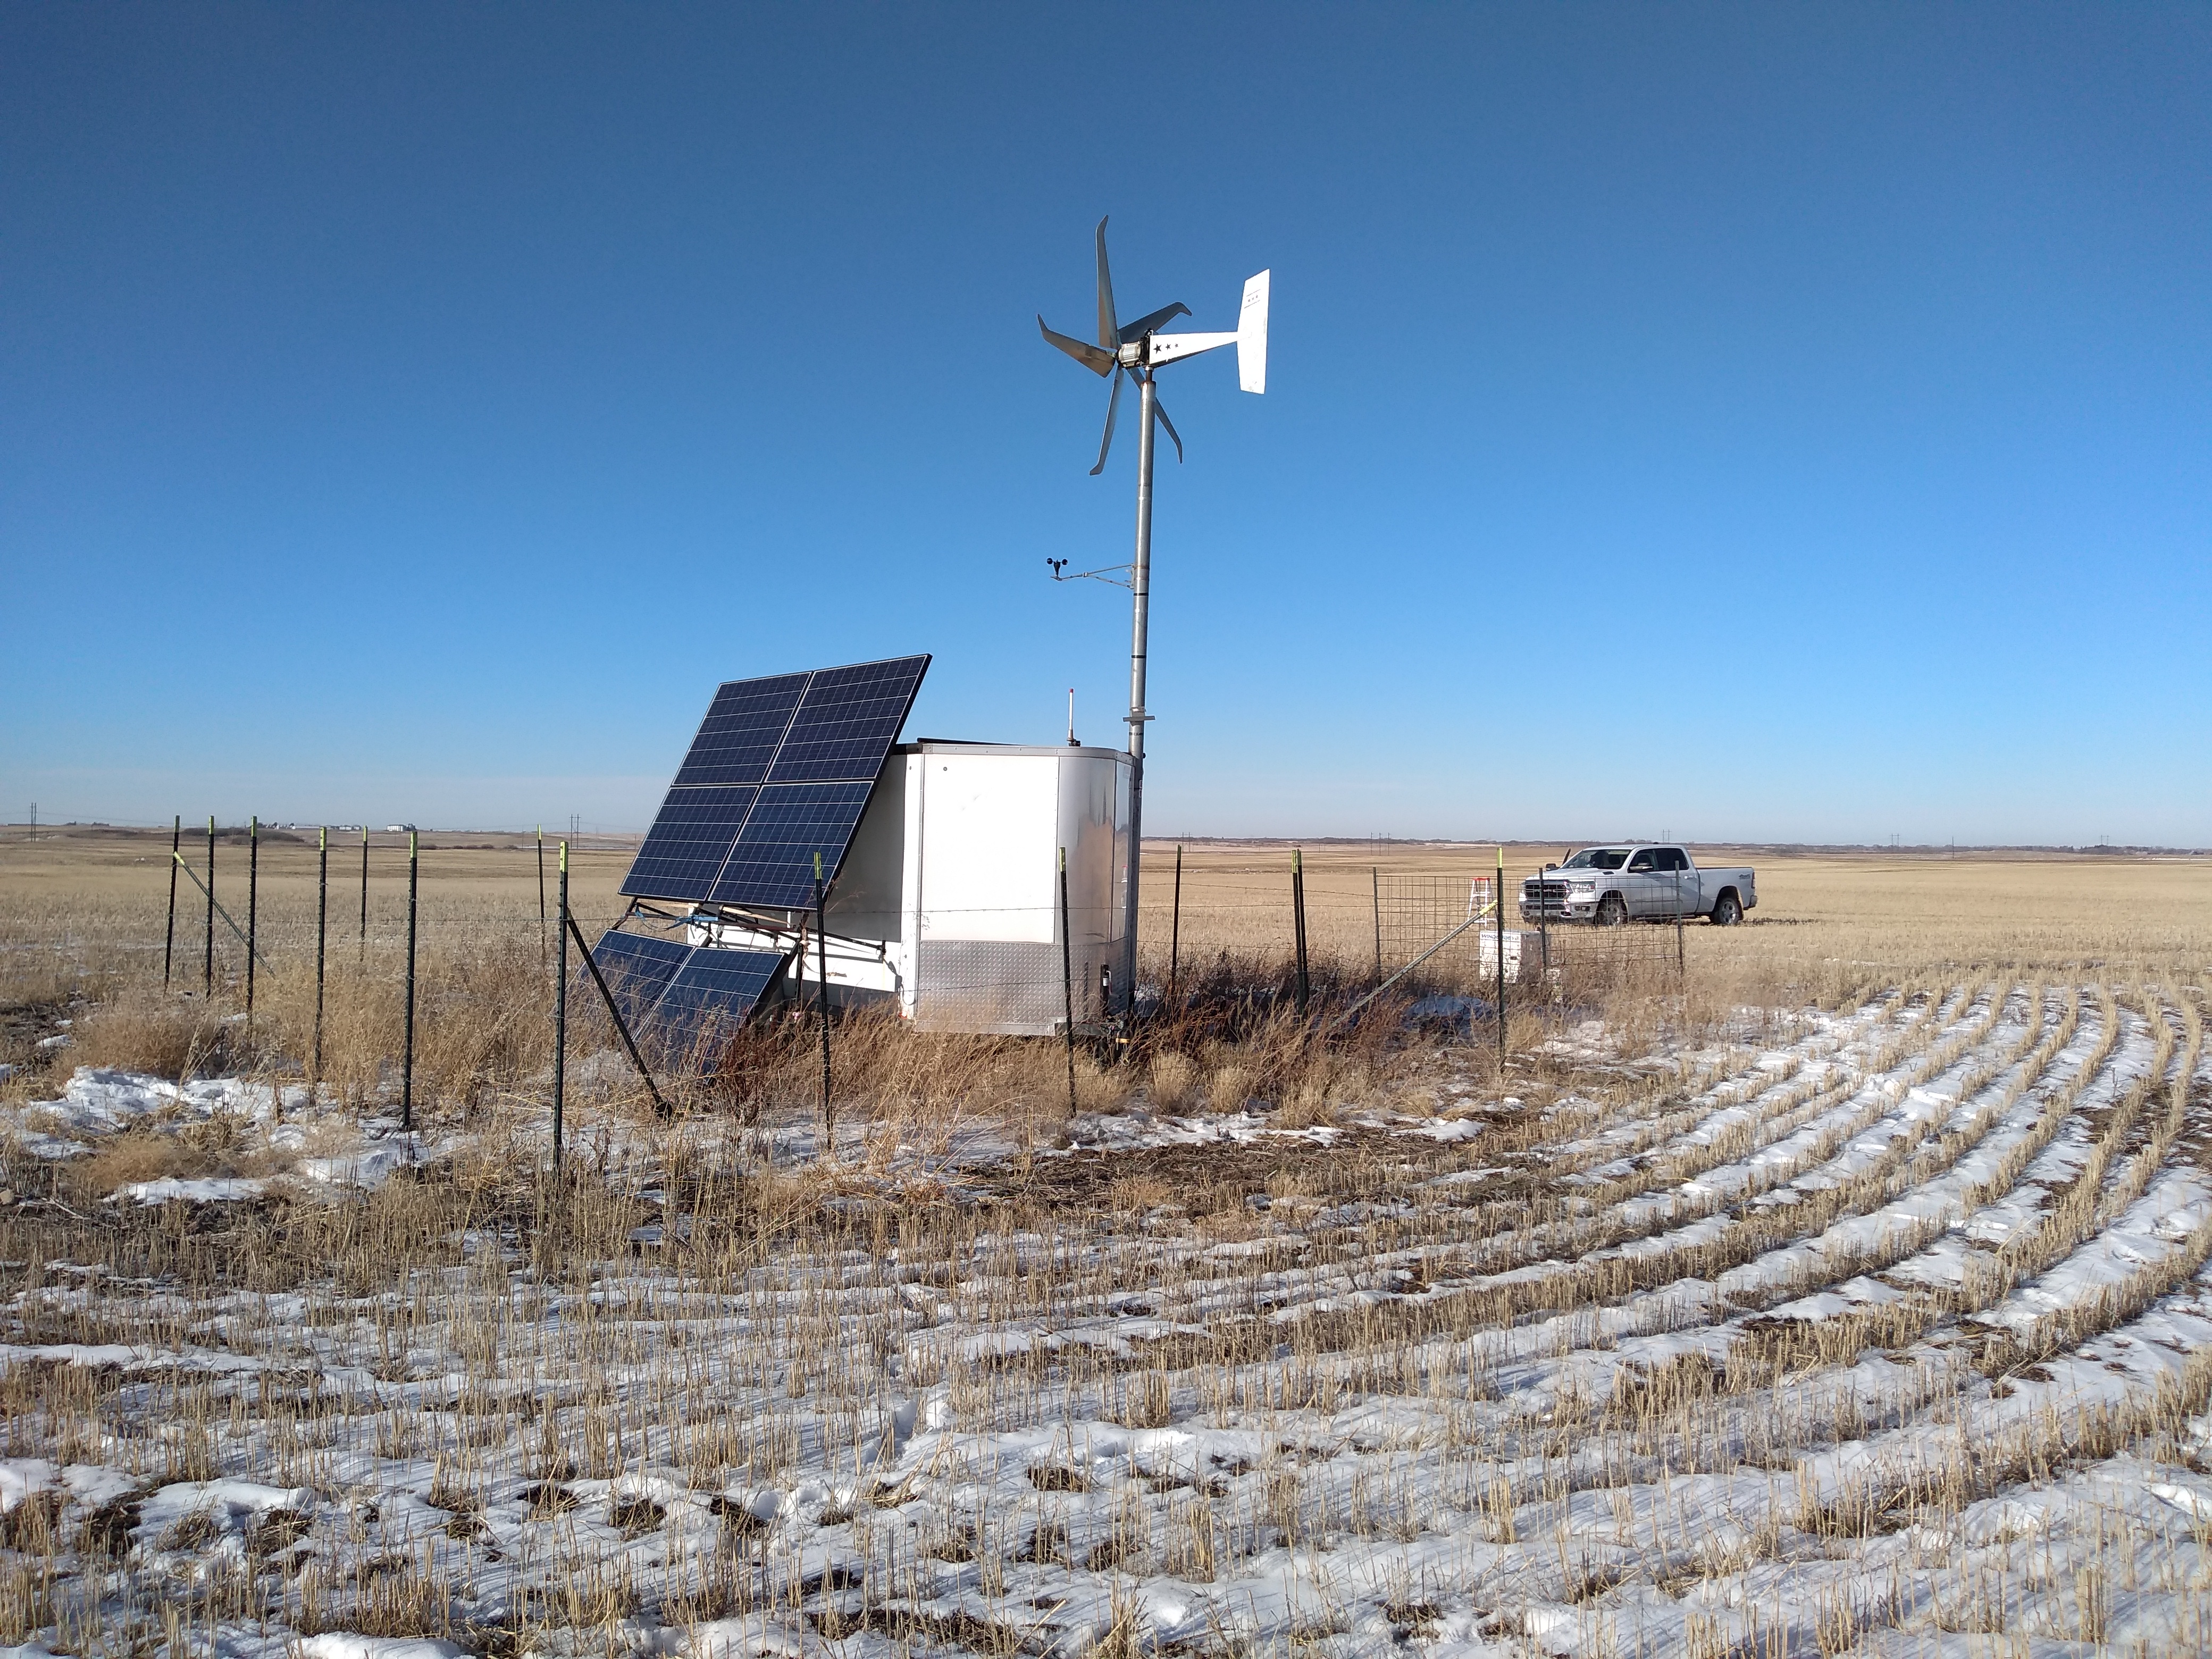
1528, 919, 1681, 972
1375, 874, 1495, 975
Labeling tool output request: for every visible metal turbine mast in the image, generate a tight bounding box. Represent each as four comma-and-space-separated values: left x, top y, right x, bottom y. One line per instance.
1039, 217, 1270, 1016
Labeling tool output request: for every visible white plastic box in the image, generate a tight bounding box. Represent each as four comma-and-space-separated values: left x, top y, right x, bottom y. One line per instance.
1477, 928, 1540, 985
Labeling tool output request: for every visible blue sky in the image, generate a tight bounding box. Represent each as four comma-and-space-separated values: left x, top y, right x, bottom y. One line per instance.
3, 5, 2206, 845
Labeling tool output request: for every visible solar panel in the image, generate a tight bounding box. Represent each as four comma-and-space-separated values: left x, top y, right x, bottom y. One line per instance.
620, 654, 929, 905
671, 672, 809, 787
623, 785, 757, 903
708, 781, 876, 909
589, 932, 691, 1032
766, 657, 932, 783
654, 948, 787, 1056
586, 931, 789, 1066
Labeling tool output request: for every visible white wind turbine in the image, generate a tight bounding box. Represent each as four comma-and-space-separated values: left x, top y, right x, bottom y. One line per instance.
1038, 217, 1270, 1017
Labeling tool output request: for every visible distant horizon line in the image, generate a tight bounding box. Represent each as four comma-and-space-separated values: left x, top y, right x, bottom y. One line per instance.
4, 822, 2205, 858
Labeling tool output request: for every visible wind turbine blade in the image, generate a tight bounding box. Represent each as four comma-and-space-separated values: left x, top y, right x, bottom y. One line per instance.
1090, 367, 1124, 476
1038, 315, 1114, 376
1094, 217, 1118, 350
1151, 390, 1184, 464
1237, 269, 1269, 393
1118, 301, 1190, 344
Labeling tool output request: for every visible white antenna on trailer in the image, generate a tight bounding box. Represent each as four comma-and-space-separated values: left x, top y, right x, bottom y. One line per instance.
1067, 688, 1078, 747
1038, 217, 1269, 1016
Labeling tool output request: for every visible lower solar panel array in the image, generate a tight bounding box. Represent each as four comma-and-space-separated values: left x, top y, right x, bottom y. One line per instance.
588, 929, 788, 1062
589, 933, 691, 1032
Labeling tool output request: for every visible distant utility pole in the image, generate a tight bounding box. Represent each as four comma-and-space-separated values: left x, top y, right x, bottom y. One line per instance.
27, 804, 35, 831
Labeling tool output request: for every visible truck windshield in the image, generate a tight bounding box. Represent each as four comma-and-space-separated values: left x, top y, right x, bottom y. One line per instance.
1560, 848, 1628, 870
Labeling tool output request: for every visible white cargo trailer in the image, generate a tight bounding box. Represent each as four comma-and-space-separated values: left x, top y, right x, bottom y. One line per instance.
682, 741, 1132, 1036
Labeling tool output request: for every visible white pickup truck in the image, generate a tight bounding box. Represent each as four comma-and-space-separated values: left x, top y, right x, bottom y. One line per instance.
1519, 845, 1757, 927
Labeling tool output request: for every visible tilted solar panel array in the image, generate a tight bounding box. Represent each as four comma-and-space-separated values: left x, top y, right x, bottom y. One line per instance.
621, 655, 929, 909
588, 929, 789, 1062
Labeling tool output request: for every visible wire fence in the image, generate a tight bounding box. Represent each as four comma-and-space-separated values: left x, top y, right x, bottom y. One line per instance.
5, 824, 1730, 1052
0, 821, 1775, 1155
1374, 874, 1493, 975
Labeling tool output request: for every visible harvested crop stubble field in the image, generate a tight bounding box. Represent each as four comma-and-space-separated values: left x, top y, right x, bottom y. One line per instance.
2, 827, 2211, 1657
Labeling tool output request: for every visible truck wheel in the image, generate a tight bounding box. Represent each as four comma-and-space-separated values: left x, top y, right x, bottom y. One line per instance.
1709, 891, 1742, 926
1596, 893, 1628, 927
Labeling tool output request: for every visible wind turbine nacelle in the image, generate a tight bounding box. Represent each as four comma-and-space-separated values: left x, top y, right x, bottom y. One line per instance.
1144, 269, 1269, 392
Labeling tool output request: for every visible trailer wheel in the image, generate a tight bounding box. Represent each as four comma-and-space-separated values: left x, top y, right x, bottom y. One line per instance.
1709, 891, 1742, 927
1596, 893, 1628, 927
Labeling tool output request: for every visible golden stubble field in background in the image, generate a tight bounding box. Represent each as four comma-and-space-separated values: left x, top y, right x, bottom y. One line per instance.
1172, 839, 2212, 983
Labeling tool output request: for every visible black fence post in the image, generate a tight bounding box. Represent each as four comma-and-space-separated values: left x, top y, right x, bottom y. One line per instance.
1167, 843, 1183, 1007
1292, 848, 1310, 1018
164, 815, 180, 989
815, 850, 831, 1144
246, 816, 259, 1024
1060, 847, 1078, 1117
359, 826, 369, 963
401, 828, 418, 1131
1539, 856, 1551, 982
204, 816, 215, 996
314, 826, 328, 1083
554, 840, 567, 1175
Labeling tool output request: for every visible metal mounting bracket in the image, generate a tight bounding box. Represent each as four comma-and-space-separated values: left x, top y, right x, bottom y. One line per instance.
1048, 561, 1135, 590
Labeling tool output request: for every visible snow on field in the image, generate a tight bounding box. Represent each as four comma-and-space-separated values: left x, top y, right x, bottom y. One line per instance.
0, 984, 2208, 1657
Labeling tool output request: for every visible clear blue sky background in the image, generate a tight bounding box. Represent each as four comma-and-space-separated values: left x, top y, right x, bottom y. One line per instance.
4, 5, 2206, 845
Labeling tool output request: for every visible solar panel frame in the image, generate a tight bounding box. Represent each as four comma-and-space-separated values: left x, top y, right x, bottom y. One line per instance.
621, 785, 759, 902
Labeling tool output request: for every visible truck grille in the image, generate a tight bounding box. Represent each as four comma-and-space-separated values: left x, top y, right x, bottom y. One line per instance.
1523, 882, 1574, 906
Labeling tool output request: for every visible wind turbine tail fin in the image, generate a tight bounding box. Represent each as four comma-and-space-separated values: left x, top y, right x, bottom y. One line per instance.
1236, 269, 1270, 394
